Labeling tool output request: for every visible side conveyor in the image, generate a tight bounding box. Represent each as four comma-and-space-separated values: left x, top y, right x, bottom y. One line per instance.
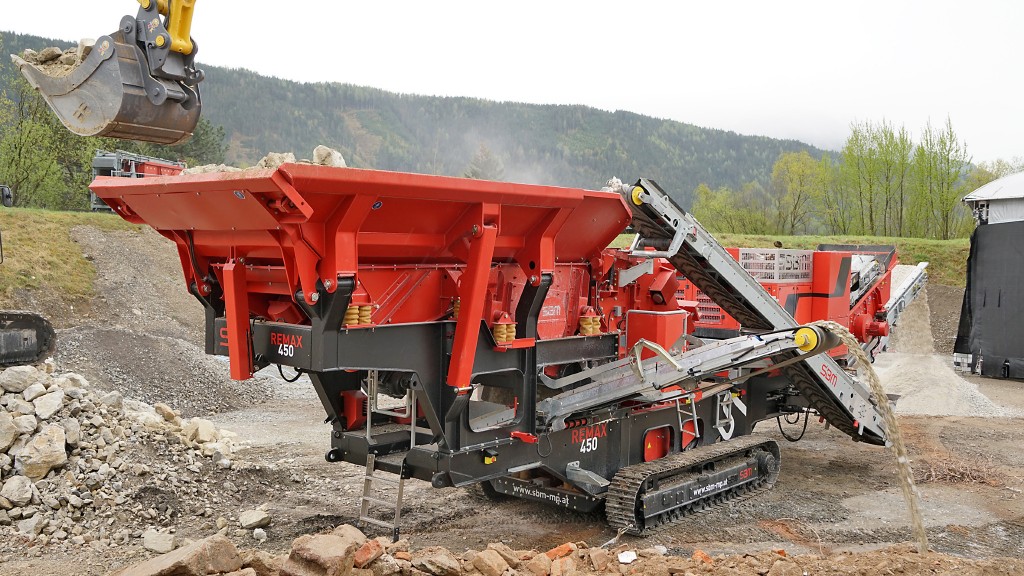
625, 179, 887, 445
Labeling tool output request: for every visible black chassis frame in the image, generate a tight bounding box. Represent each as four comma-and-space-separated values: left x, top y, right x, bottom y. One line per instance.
195, 274, 806, 505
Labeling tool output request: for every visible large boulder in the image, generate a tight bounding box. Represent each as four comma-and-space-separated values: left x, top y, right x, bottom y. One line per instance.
256, 152, 296, 170
110, 534, 241, 576
143, 529, 178, 554
99, 390, 123, 408
240, 550, 285, 576
16, 425, 67, 480
12, 414, 37, 435
183, 418, 219, 444
36, 46, 63, 63
313, 146, 347, 168
280, 527, 364, 576
21, 382, 47, 402
411, 547, 462, 576
0, 366, 41, 393
0, 412, 17, 452
6, 398, 34, 416
472, 549, 510, 576
33, 389, 65, 420
17, 513, 45, 535
0, 475, 33, 506
239, 509, 271, 529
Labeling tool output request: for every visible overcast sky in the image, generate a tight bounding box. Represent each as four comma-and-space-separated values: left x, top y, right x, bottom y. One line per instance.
3, 1, 1021, 162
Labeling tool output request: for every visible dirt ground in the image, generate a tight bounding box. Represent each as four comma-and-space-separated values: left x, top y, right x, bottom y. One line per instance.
3, 228, 1023, 575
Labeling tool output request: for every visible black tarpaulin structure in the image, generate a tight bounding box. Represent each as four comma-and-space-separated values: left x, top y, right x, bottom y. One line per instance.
955, 172, 1024, 379
954, 222, 1024, 378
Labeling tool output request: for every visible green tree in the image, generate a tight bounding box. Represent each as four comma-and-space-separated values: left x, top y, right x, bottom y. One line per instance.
909, 118, 971, 239
770, 151, 823, 234
691, 181, 771, 234
0, 72, 110, 210
838, 122, 875, 234
463, 144, 505, 181
818, 154, 853, 234
871, 122, 913, 236
0, 73, 65, 208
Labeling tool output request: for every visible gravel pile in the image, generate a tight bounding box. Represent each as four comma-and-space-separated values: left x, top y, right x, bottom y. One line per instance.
58, 226, 274, 417
0, 363, 283, 558
56, 327, 272, 417
875, 285, 1014, 417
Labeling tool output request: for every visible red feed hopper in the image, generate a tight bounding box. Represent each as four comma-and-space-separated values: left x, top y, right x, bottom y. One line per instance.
91, 164, 631, 384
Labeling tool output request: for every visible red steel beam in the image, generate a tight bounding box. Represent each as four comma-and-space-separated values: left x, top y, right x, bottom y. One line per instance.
222, 261, 254, 380
447, 224, 498, 391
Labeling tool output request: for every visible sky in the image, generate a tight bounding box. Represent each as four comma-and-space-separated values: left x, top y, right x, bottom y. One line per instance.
2, 1, 1022, 162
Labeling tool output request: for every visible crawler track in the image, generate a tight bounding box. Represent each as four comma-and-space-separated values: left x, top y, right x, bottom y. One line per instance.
606, 435, 780, 535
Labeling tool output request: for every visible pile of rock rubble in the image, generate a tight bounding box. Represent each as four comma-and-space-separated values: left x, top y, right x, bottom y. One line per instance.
108, 524, 688, 576
0, 363, 248, 553
14, 40, 95, 77
183, 146, 347, 174
109, 523, 1024, 576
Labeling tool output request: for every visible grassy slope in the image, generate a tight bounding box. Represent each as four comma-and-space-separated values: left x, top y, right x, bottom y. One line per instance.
612, 233, 969, 287
0, 209, 138, 306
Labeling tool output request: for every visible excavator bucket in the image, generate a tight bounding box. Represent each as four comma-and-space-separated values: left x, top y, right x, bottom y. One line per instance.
12, 29, 200, 146
0, 312, 56, 366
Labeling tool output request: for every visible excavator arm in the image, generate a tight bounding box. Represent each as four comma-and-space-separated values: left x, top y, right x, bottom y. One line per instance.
11, 0, 203, 145
141, 0, 197, 57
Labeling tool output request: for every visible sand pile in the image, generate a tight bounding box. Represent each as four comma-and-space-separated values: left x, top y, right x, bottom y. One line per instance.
875, 282, 1013, 417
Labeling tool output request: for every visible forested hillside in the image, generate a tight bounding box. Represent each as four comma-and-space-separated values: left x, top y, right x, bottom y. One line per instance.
1, 31, 826, 207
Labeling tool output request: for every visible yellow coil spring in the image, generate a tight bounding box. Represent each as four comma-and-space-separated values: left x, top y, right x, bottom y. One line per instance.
492, 322, 516, 344
579, 316, 600, 336
343, 305, 360, 326
358, 305, 373, 325
453, 298, 461, 320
